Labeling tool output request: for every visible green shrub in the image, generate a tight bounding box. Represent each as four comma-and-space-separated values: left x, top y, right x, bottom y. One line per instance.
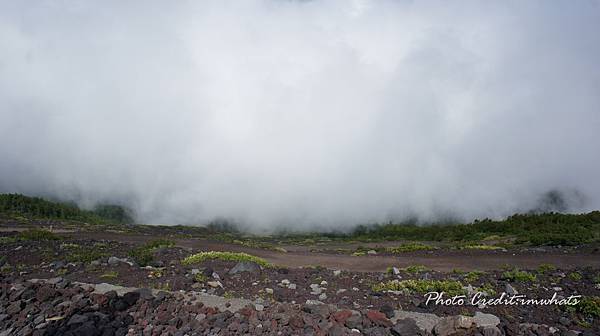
182, 251, 271, 267
502, 269, 537, 282
18, 229, 60, 241
537, 263, 556, 274
100, 271, 118, 279
372, 279, 464, 296
464, 271, 485, 283
403, 265, 429, 274
128, 248, 154, 267
387, 242, 433, 253
128, 239, 175, 267
66, 247, 109, 263
144, 239, 175, 249
569, 272, 583, 281
576, 297, 600, 317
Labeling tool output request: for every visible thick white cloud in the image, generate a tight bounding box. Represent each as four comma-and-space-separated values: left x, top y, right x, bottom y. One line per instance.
1, 1, 599, 230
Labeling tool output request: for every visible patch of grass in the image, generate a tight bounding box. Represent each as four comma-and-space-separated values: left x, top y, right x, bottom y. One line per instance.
18, 229, 61, 241
128, 239, 175, 267
194, 273, 208, 283
502, 269, 537, 282
128, 248, 153, 267
386, 242, 434, 253
148, 269, 164, 278
537, 263, 556, 274
402, 265, 429, 274
352, 251, 366, 256
476, 283, 497, 296
464, 271, 485, 283
181, 251, 271, 267
65, 244, 109, 263
144, 239, 175, 249
100, 271, 119, 279
151, 281, 171, 291
372, 279, 465, 296
568, 272, 583, 281
567, 296, 600, 318
0, 236, 17, 244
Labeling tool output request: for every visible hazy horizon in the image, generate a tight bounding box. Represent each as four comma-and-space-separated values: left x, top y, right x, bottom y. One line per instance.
1, 1, 600, 231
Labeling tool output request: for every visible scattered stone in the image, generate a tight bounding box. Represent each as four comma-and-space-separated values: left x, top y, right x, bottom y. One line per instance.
391, 318, 424, 336
505, 283, 518, 295
380, 304, 395, 319
108, 256, 132, 266
366, 310, 392, 327
473, 312, 500, 327
207, 281, 223, 288
367, 250, 377, 255
265, 288, 274, 294
228, 261, 261, 274
333, 270, 341, 276
67, 314, 89, 325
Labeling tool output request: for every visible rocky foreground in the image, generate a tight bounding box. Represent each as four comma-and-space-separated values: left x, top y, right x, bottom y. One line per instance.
0, 276, 592, 336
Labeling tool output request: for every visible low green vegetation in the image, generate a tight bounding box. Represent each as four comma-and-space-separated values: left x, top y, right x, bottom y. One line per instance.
464, 270, 485, 283
18, 229, 61, 241
182, 251, 271, 267
194, 273, 208, 283
502, 269, 537, 282
476, 283, 497, 296
66, 248, 108, 263
402, 265, 429, 274
537, 263, 557, 274
128, 239, 175, 267
1, 229, 61, 244
567, 296, 600, 318
372, 279, 465, 296
569, 272, 583, 281
100, 271, 119, 279
386, 242, 434, 253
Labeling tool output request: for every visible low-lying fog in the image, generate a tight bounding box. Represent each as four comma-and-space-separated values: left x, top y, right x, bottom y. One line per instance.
1, 1, 599, 231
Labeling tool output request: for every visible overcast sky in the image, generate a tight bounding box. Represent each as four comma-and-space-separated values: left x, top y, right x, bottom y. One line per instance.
1, 1, 599, 230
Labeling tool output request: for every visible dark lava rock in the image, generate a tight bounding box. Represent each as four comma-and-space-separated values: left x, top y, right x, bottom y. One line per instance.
67, 314, 89, 326
302, 304, 332, 318
391, 318, 423, 336
379, 304, 395, 319
123, 291, 140, 306
111, 298, 129, 311
345, 315, 363, 329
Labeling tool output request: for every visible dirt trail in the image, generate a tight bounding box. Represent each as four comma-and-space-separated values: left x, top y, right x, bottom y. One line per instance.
65, 231, 600, 272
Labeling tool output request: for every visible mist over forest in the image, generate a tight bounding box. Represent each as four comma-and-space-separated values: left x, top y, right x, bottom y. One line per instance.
1, 1, 600, 231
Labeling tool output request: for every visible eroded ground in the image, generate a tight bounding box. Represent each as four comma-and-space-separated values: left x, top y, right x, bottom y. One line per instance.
1, 222, 599, 335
